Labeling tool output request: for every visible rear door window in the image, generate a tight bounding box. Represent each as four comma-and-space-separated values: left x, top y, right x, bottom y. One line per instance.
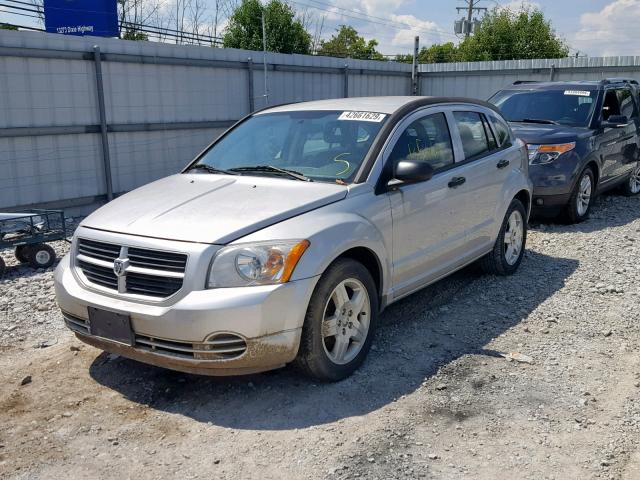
488, 115, 512, 147
453, 111, 491, 160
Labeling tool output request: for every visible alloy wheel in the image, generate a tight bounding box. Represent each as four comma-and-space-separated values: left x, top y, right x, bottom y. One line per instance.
504, 209, 524, 266
321, 278, 371, 365
577, 174, 592, 217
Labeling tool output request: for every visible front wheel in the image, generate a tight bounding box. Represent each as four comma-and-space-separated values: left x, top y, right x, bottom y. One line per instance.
564, 168, 594, 223
295, 258, 378, 382
622, 162, 640, 196
480, 198, 527, 276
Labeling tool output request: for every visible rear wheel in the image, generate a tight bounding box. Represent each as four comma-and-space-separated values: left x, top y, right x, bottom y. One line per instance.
295, 258, 378, 382
564, 168, 594, 223
480, 198, 527, 276
0, 256, 5, 278
622, 162, 640, 196
28, 244, 56, 269
15, 245, 32, 264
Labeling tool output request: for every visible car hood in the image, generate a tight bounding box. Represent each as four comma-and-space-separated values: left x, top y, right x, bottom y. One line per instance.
509, 122, 591, 144
81, 174, 348, 244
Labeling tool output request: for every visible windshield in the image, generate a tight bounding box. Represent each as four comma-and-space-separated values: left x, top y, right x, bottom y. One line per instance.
490, 89, 598, 127
190, 110, 388, 183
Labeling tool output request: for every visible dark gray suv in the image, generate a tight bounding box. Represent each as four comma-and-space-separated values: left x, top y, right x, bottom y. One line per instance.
490, 79, 640, 222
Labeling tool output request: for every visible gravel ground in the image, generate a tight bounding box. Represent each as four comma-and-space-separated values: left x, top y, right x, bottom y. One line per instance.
1, 193, 639, 480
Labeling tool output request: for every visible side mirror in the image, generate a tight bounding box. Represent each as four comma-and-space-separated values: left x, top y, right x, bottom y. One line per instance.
389, 160, 434, 187
602, 115, 629, 128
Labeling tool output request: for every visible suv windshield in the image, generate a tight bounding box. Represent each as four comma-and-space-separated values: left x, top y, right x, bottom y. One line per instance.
190, 110, 388, 183
490, 89, 598, 127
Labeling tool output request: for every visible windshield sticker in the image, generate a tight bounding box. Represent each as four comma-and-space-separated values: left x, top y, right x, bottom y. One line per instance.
564, 90, 591, 96
338, 111, 387, 122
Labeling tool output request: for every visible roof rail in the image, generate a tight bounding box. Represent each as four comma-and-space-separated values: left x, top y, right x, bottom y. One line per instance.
602, 78, 639, 86
512, 80, 540, 85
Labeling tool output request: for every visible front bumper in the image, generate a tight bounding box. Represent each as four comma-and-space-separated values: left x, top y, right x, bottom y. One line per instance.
55, 254, 319, 375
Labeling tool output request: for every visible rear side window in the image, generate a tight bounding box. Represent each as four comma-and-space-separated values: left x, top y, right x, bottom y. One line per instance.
388, 112, 454, 172
617, 89, 638, 119
453, 111, 491, 160
488, 115, 512, 147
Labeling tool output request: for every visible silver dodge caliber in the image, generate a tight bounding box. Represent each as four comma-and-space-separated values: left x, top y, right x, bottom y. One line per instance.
55, 96, 532, 381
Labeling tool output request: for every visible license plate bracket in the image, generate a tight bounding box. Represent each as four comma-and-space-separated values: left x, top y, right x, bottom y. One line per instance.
88, 307, 134, 346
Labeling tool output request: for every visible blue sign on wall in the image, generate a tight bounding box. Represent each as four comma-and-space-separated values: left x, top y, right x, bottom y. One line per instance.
44, 0, 119, 37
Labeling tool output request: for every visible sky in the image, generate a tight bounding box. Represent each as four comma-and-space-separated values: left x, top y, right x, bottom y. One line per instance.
1, 0, 639, 58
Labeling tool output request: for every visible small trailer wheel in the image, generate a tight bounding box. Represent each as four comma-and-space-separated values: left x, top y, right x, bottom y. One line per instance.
15, 245, 32, 263
0, 256, 5, 278
29, 244, 56, 269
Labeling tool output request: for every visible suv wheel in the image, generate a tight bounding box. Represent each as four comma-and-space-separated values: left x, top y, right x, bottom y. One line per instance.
295, 258, 378, 381
480, 198, 527, 276
565, 168, 594, 223
622, 162, 640, 196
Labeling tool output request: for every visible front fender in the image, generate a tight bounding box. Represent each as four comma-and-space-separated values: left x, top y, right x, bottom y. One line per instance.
236, 198, 392, 297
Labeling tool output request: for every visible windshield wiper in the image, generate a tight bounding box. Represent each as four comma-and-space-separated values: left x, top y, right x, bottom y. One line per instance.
229, 165, 313, 182
512, 118, 559, 125
185, 164, 236, 175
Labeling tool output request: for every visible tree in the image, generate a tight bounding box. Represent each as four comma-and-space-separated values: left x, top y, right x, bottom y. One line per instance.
223, 0, 312, 54
0, 24, 18, 30
396, 42, 459, 64
121, 29, 149, 40
396, 5, 568, 64
456, 5, 569, 61
317, 25, 385, 61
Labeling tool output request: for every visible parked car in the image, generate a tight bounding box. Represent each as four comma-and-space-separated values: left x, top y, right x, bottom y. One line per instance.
55, 96, 532, 381
490, 79, 640, 223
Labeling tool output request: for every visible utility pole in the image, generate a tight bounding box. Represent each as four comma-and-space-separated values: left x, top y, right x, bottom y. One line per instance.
456, 0, 487, 38
261, 11, 269, 106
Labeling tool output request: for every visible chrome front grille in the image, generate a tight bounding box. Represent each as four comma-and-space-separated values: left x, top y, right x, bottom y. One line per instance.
76, 238, 187, 298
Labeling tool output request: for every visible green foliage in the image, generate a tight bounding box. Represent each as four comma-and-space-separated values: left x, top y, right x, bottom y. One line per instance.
396, 5, 568, 64
396, 42, 459, 64
223, 0, 311, 54
0, 24, 19, 31
457, 6, 569, 61
121, 29, 149, 41
317, 25, 385, 61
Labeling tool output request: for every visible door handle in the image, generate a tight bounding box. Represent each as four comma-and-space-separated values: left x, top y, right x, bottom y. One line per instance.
448, 176, 466, 188
497, 159, 510, 169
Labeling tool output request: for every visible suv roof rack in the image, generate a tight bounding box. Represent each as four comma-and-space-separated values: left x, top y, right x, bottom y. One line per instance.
601, 78, 639, 86
512, 80, 540, 85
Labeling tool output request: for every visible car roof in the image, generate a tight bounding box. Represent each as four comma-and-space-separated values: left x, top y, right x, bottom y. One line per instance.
258, 96, 497, 115
504, 79, 639, 92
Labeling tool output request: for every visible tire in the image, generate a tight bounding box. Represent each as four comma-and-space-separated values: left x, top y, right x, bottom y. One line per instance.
295, 258, 378, 382
15, 245, 32, 264
28, 243, 56, 269
0, 256, 5, 278
480, 198, 527, 276
564, 168, 595, 223
622, 162, 640, 196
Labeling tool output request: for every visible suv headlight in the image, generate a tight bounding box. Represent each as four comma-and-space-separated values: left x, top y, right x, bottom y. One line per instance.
207, 240, 310, 288
528, 142, 576, 165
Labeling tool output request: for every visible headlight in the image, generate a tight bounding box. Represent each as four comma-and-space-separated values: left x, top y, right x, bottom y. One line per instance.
528, 142, 576, 165
207, 240, 310, 288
